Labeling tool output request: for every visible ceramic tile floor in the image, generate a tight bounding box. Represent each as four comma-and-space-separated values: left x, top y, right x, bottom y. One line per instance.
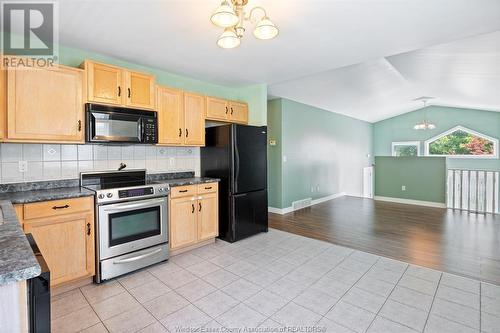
51, 228, 500, 333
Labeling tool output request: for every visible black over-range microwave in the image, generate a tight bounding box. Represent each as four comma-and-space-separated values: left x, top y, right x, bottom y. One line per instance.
86, 103, 158, 144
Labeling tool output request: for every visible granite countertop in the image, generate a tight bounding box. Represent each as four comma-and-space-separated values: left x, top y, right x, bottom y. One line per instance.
0, 186, 95, 204
159, 177, 220, 187
0, 200, 40, 285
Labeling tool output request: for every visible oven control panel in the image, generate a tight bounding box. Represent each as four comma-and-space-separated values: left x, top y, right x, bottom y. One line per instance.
118, 187, 154, 199
94, 184, 170, 204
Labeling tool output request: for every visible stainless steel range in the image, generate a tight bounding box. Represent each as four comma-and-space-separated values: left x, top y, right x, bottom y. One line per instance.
81, 170, 169, 283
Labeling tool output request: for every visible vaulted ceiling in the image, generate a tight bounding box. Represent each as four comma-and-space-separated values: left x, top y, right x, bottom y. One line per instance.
57, 0, 500, 122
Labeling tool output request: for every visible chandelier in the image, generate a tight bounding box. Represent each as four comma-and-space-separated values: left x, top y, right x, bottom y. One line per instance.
210, 0, 279, 49
413, 97, 436, 130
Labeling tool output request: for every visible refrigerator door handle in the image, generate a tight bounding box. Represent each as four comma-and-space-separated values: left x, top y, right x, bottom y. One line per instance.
234, 133, 240, 193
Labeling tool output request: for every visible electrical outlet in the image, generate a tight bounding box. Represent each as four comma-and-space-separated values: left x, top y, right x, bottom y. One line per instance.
18, 161, 28, 172
169, 157, 175, 167
401, 185, 406, 191
283, 155, 287, 163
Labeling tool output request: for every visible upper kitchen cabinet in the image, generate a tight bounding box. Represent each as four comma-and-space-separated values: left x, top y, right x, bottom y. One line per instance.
228, 101, 249, 124
82, 60, 155, 110
3, 62, 85, 143
184, 92, 206, 146
206, 96, 248, 124
124, 70, 155, 109
157, 86, 184, 145
206, 97, 229, 121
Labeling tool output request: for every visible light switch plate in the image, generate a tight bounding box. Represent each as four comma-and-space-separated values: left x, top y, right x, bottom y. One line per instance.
401, 185, 406, 191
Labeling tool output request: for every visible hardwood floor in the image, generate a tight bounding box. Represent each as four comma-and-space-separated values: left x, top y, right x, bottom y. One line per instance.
269, 196, 500, 285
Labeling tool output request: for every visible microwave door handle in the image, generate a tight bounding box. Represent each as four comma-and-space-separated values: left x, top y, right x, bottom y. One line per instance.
113, 248, 163, 264
139, 119, 144, 142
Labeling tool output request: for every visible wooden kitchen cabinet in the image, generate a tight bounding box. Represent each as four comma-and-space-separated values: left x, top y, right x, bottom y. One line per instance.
3, 62, 85, 143
206, 97, 229, 121
228, 101, 249, 124
157, 87, 205, 147
205, 96, 248, 124
83, 60, 155, 110
197, 192, 218, 241
169, 183, 218, 251
170, 196, 198, 249
20, 197, 95, 286
157, 86, 184, 145
184, 92, 205, 146
124, 70, 155, 109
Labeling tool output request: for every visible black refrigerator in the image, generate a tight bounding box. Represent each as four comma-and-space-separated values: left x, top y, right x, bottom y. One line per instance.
201, 124, 268, 243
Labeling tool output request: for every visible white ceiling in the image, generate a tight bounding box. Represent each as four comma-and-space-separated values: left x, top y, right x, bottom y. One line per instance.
269, 31, 500, 122
55, 0, 500, 122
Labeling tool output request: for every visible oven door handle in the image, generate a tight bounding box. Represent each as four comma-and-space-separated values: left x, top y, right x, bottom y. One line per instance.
113, 248, 163, 264
101, 198, 166, 212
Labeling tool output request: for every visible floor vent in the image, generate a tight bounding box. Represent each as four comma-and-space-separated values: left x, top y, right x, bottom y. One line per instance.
292, 198, 312, 211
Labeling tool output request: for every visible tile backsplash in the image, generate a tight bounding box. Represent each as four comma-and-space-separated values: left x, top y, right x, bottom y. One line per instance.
0, 143, 200, 183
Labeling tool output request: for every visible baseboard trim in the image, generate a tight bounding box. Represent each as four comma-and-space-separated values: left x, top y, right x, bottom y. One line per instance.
374, 196, 446, 208
269, 192, 346, 215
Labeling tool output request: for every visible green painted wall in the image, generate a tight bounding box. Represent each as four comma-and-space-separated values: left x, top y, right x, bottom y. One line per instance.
267, 99, 283, 208
267, 98, 373, 209
374, 156, 446, 203
373, 106, 500, 170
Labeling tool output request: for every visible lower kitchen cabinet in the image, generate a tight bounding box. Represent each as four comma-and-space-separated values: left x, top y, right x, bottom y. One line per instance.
17, 197, 95, 286
169, 182, 218, 251
170, 196, 198, 249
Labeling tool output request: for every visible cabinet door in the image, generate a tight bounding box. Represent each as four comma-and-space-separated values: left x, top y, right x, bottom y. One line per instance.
229, 101, 248, 124
24, 211, 95, 286
7, 65, 85, 142
157, 86, 184, 145
86, 61, 122, 105
0, 63, 6, 139
124, 70, 155, 110
184, 92, 205, 146
206, 97, 228, 121
170, 196, 198, 249
197, 193, 218, 241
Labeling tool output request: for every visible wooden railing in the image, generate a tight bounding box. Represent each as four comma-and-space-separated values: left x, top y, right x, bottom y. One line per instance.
447, 169, 499, 214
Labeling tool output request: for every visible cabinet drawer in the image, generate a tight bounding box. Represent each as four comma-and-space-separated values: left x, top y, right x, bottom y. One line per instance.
170, 185, 197, 198
24, 197, 93, 220
197, 183, 218, 194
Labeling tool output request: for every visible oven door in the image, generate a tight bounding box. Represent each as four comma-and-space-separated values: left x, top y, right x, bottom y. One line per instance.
88, 111, 143, 143
98, 197, 167, 259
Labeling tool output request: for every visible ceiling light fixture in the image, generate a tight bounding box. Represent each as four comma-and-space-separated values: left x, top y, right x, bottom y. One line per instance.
211, 0, 279, 49
413, 97, 436, 130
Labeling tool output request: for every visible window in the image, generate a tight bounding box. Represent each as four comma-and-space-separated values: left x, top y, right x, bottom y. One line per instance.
392, 141, 420, 157
425, 126, 498, 158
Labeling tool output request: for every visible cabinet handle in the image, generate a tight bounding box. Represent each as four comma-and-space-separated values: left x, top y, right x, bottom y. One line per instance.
179, 189, 188, 193
205, 186, 212, 190
128, 88, 131, 98
118, 86, 121, 97
225, 106, 228, 114
231, 107, 234, 115
185, 128, 189, 137
178, 128, 182, 137
199, 202, 202, 212
52, 204, 69, 210
77, 120, 82, 132
86, 223, 91, 236
191, 203, 195, 214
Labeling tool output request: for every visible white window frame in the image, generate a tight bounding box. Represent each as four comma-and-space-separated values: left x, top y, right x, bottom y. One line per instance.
424, 125, 498, 159
391, 141, 421, 157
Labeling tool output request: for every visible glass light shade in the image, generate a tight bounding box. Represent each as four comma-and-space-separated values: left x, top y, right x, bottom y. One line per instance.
211, 1, 239, 28
253, 17, 279, 40
217, 28, 240, 49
